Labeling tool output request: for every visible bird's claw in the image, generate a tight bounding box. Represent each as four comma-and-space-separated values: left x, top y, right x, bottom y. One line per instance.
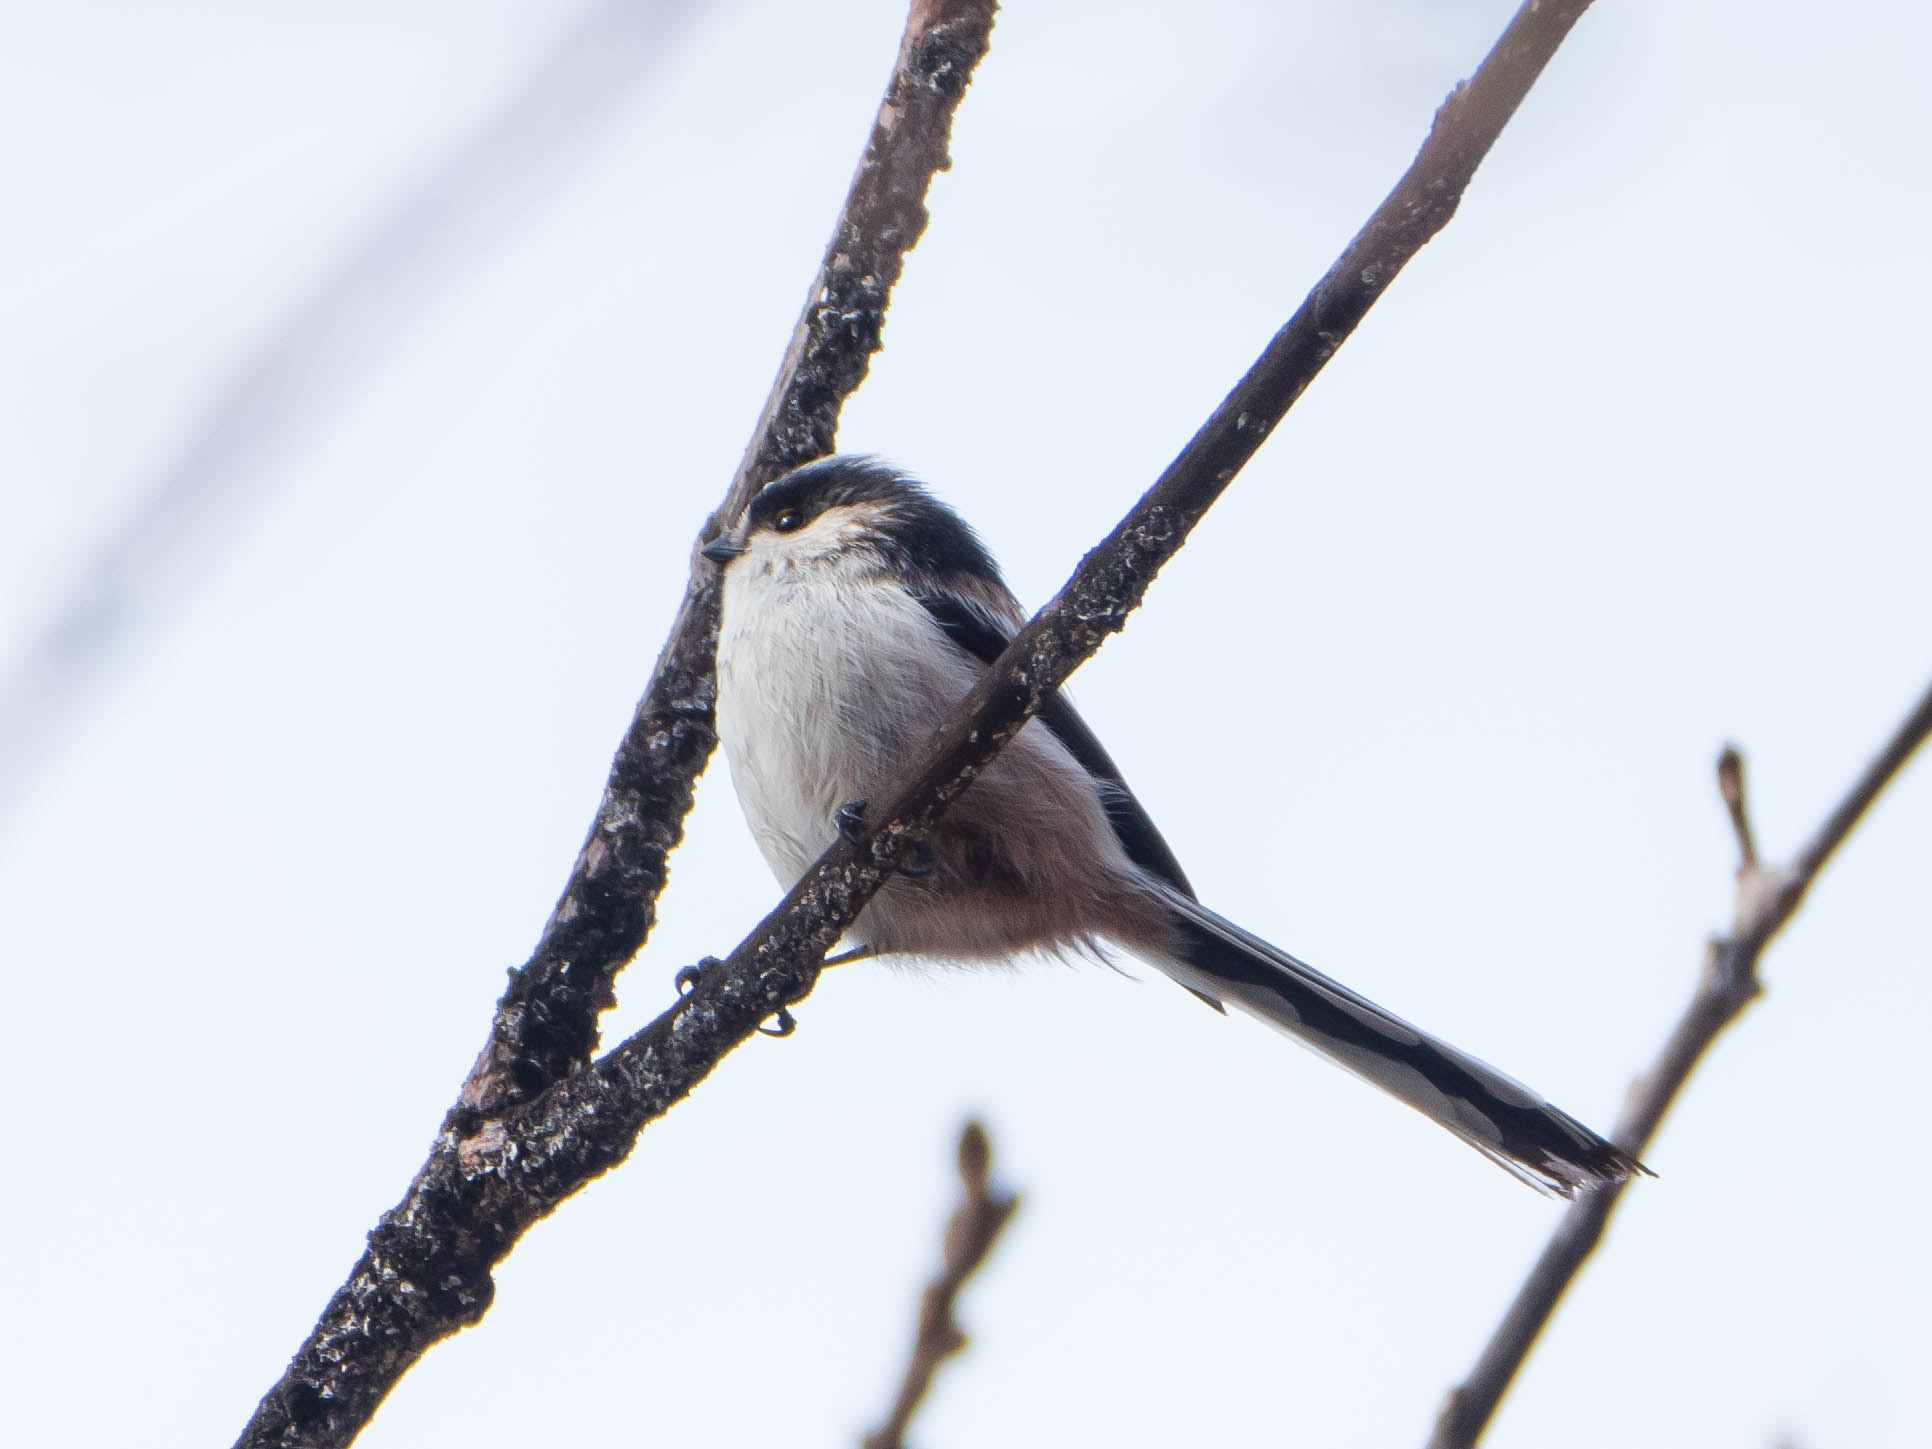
757, 1006, 797, 1038
834, 799, 869, 843
675, 957, 721, 997
899, 840, 935, 877
836, 798, 931, 877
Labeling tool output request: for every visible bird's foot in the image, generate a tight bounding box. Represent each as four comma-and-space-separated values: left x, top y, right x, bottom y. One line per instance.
837, 799, 932, 877
834, 799, 869, 842
674, 958, 722, 997
682, 960, 794, 1035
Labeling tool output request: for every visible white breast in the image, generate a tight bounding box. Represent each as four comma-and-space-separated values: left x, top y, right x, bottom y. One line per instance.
715, 556, 974, 887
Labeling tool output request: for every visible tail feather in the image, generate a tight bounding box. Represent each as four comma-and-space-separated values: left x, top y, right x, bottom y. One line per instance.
1151, 887, 1646, 1198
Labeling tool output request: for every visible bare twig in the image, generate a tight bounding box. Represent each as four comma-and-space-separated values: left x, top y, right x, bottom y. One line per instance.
1717, 746, 1759, 871
239, 0, 1601, 1442
1428, 676, 1932, 1449
235, 4, 999, 1444
864, 1121, 1020, 1449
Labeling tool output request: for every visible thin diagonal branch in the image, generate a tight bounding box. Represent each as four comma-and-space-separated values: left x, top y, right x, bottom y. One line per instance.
863, 1121, 1020, 1449
239, 0, 1599, 1441
235, 4, 999, 1445
1427, 676, 1932, 1449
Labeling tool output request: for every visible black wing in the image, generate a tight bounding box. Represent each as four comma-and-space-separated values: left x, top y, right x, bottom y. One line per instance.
913, 589, 1196, 900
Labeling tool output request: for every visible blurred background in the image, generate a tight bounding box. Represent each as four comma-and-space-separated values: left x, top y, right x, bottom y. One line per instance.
3, 2, 1929, 1445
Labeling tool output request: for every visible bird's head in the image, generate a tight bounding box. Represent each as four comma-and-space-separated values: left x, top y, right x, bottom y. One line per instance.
701, 455, 997, 585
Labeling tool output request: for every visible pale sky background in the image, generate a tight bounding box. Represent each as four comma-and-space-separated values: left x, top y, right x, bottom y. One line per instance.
4, 2, 1930, 1447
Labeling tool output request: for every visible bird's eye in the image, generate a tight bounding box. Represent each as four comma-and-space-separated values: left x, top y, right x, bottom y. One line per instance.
773, 507, 805, 533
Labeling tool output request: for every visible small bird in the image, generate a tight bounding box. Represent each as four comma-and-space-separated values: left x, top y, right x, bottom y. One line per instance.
703, 456, 1640, 1196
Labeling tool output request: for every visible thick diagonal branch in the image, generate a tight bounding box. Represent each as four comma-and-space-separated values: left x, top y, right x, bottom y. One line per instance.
1427, 676, 1932, 1449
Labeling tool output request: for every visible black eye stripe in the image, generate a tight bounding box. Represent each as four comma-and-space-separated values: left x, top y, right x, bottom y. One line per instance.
744, 457, 998, 579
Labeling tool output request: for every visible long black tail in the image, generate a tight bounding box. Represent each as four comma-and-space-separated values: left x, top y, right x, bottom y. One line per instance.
1148, 885, 1645, 1197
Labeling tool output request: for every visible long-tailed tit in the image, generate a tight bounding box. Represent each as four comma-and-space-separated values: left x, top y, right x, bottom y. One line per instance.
703, 456, 1641, 1195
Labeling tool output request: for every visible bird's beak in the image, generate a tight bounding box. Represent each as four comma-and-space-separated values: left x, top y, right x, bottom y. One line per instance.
701, 534, 746, 564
